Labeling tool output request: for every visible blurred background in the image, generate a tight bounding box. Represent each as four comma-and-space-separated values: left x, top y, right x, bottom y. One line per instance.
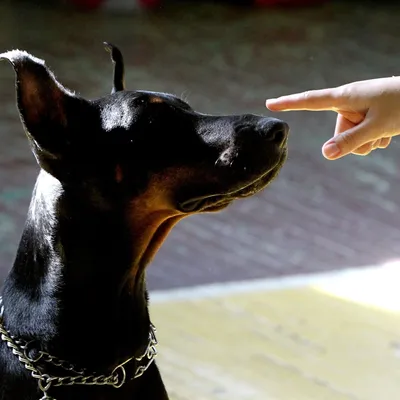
0, 0, 400, 398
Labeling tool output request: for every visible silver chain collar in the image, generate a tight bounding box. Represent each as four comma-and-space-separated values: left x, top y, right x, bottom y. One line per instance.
0, 296, 158, 399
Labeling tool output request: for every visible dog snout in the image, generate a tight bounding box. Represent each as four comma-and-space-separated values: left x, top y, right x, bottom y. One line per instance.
258, 118, 289, 146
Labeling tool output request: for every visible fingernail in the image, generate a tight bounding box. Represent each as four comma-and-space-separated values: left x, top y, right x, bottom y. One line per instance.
266, 99, 281, 110
265, 99, 274, 108
323, 142, 340, 158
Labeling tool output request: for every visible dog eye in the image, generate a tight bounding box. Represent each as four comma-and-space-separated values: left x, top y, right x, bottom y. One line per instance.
133, 97, 146, 106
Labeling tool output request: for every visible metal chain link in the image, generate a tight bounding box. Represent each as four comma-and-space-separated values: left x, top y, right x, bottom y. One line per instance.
22, 340, 87, 375
0, 296, 158, 399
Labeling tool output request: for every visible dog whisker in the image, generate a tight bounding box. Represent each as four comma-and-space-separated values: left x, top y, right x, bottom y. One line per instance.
180, 90, 191, 104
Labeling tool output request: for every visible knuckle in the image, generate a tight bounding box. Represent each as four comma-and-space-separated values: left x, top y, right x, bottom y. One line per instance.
361, 146, 373, 155
340, 83, 354, 97
334, 86, 347, 101
372, 140, 380, 149
302, 90, 312, 101
333, 84, 354, 107
352, 143, 373, 155
338, 132, 356, 147
353, 150, 371, 156
381, 137, 392, 148
324, 86, 348, 110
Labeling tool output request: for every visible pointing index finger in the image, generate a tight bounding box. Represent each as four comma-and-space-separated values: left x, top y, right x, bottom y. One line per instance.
266, 88, 341, 112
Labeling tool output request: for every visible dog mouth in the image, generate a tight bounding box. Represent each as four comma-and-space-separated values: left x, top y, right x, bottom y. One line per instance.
178, 149, 287, 213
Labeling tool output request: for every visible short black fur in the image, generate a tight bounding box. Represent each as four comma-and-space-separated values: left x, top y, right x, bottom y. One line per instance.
0, 43, 289, 400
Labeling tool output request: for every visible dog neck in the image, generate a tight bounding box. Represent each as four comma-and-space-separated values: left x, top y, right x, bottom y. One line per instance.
1, 169, 179, 374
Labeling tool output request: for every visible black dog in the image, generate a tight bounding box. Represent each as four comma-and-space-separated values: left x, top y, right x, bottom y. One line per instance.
0, 43, 288, 400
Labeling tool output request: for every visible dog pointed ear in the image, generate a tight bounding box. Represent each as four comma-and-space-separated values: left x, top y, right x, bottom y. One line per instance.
1, 50, 89, 155
104, 42, 126, 94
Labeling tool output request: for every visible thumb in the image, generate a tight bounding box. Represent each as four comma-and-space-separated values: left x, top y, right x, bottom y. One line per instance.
322, 117, 377, 160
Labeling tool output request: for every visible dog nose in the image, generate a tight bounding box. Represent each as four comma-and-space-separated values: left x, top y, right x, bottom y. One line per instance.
259, 118, 289, 146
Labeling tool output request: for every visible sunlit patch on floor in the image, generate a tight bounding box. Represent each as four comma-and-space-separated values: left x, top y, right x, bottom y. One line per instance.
312, 260, 400, 312
151, 265, 400, 400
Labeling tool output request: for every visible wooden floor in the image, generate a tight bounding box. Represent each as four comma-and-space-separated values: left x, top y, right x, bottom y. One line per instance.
152, 264, 400, 400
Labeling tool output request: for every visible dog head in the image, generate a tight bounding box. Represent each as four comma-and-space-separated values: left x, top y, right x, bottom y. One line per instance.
0, 43, 288, 215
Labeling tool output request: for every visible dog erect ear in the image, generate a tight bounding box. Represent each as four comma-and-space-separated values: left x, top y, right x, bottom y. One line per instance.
0, 50, 88, 163
104, 42, 126, 94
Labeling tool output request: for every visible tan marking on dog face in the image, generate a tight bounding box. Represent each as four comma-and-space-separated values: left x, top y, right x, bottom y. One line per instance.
149, 96, 164, 104
115, 165, 123, 183
123, 167, 198, 288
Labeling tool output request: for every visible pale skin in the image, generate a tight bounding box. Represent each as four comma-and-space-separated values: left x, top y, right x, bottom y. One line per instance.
266, 77, 400, 160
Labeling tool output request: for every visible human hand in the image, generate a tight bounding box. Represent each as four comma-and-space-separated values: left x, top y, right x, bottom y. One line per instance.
266, 77, 400, 160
